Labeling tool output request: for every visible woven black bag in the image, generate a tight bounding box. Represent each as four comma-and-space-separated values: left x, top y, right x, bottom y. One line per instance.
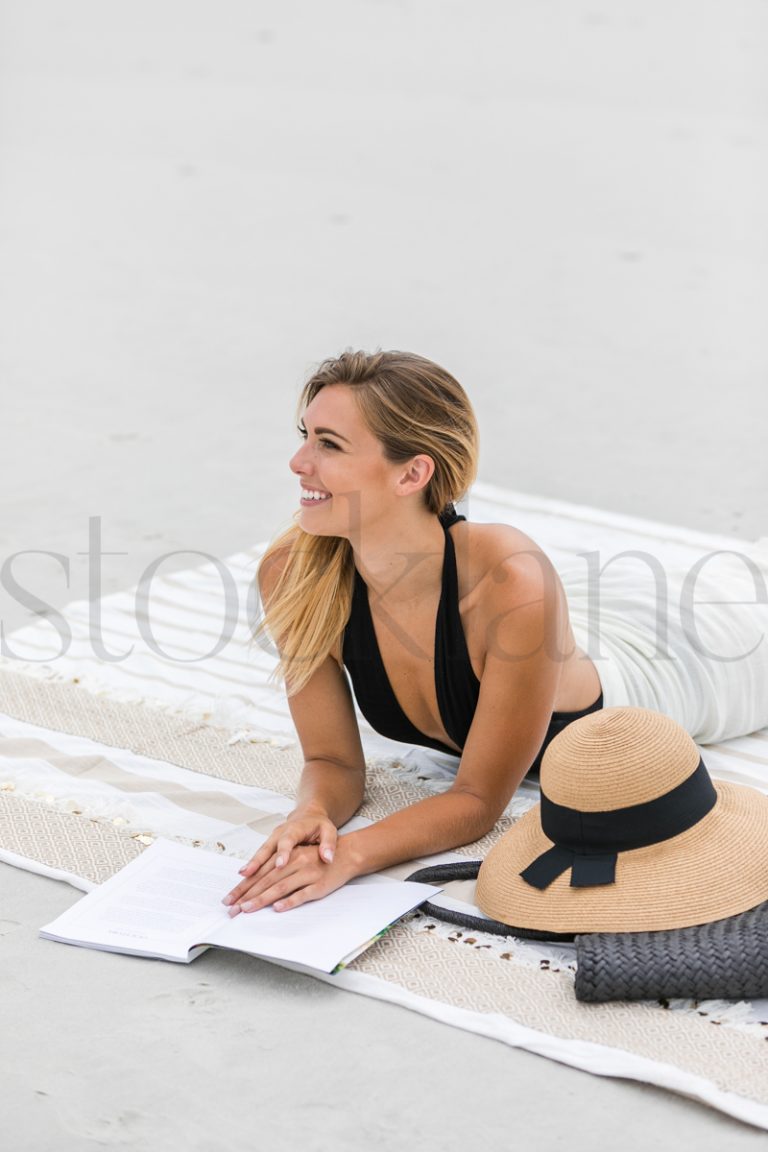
574, 900, 768, 1003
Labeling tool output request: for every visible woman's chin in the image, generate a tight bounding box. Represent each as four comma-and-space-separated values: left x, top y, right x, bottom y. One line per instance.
297, 507, 343, 537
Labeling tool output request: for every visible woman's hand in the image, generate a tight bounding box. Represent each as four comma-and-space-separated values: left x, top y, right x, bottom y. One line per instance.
242, 806, 339, 875
222, 835, 359, 914
223, 806, 343, 912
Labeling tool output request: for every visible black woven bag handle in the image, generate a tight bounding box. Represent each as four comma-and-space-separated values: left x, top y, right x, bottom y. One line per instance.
406, 861, 576, 943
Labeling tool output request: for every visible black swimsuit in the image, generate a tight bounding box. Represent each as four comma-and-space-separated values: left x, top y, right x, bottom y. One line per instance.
342, 509, 603, 771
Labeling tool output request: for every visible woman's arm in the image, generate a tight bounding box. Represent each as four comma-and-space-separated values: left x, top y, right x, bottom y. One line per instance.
226, 548, 564, 912
283, 653, 367, 828
226, 650, 367, 883
223, 549, 366, 903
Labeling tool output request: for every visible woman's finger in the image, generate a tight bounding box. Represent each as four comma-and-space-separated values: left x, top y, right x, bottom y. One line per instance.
237, 838, 279, 878
273, 830, 303, 869
227, 849, 313, 909
272, 884, 322, 912
232, 846, 331, 911
318, 825, 338, 864
227, 846, 351, 916
238, 865, 319, 913
238, 814, 331, 876
224, 853, 279, 906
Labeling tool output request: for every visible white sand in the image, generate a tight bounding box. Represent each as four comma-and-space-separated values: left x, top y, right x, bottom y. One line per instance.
1, 2, 767, 1147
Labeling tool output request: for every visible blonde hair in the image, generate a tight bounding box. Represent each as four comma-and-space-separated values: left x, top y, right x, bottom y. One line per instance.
254, 350, 479, 693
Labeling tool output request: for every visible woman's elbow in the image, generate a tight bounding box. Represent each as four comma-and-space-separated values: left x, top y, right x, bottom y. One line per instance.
450, 784, 505, 837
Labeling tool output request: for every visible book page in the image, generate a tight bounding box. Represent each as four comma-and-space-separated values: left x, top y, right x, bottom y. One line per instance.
40, 842, 245, 961
209, 873, 437, 973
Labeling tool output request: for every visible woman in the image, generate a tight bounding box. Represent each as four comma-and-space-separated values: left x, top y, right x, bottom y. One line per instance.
224, 350, 768, 915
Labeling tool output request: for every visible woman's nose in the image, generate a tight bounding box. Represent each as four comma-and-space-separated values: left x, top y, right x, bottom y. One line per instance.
289, 444, 310, 474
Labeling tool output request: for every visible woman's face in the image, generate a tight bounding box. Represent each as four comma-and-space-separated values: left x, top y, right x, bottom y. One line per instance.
289, 384, 405, 538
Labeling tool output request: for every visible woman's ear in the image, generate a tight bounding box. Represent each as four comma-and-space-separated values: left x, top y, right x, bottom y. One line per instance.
396, 454, 435, 497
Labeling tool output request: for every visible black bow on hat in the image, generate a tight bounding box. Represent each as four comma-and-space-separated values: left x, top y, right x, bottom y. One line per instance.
519, 758, 717, 890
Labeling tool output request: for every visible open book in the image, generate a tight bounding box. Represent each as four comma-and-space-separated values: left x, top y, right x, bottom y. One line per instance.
39, 839, 440, 975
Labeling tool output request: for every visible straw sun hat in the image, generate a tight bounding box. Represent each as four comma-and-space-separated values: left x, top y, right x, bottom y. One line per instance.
475, 707, 768, 934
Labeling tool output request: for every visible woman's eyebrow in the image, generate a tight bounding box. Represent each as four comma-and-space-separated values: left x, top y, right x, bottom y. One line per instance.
312, 425, 351, 443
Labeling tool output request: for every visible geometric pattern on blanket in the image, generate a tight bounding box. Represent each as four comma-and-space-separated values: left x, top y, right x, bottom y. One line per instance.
0, 791, 143, 884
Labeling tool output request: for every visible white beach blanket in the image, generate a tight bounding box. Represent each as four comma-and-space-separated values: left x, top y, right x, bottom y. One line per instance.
561, 537, 768, 744
2, 483, 768, 1129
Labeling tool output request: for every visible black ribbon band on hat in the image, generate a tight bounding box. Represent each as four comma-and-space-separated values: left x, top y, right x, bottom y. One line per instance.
520, 758, 717, 891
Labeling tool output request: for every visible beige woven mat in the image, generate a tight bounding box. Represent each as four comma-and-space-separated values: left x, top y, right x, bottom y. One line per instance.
1, 669, 767, 1117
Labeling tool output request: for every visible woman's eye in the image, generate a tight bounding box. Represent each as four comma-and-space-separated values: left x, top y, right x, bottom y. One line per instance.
296, 425, 340, 450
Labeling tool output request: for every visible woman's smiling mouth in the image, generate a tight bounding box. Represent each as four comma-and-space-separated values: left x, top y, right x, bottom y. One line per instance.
300, 488, 332, 505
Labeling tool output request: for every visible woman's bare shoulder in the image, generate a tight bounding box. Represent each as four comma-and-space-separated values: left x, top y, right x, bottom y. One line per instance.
452, 519, 555, 596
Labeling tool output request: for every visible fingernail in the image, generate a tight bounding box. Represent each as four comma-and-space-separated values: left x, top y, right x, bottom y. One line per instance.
238, 867, 247, 875
222, 895, 233, 906
240, 901, 253, 913
322, 848, 334, 862
227, 904, 241, 918
276, 855, 285, 868
274, 901, 285, 911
